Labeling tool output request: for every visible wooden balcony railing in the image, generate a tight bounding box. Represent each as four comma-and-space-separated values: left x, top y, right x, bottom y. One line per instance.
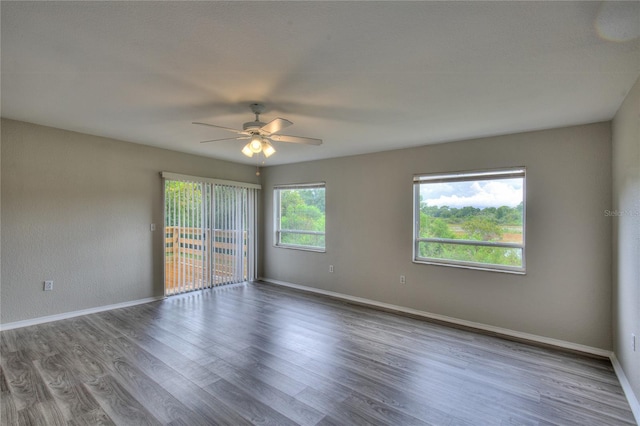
164, 226, 247, 295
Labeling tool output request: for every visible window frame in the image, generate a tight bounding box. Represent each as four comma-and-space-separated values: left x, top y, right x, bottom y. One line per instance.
412, 167, 526, 274
273, 182, 326, 252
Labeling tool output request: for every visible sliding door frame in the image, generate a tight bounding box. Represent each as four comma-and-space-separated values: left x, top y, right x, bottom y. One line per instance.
162, 172, 261, 296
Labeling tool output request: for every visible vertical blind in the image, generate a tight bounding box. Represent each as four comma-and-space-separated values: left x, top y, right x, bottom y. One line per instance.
162, 172, 260, 296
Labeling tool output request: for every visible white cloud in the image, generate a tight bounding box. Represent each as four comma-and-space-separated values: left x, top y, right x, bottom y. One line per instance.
423, 180, 522, 208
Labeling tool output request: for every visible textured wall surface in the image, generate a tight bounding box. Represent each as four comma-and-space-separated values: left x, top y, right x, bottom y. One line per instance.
612, 76, 640, 401
261, 122, 613, 350
1, 119, 258, 324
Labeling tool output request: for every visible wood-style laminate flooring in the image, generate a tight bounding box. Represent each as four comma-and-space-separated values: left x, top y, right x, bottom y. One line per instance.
1, 282, 636, 425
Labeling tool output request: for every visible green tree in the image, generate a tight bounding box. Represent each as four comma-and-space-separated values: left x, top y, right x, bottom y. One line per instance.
280, 189, 325, 247
421, 215, 455, 239
455, 206, 480, 219
299, 188, 325, 212
436, 206, 452, 218
461, 217, 503, 241
165, 181, 205, 227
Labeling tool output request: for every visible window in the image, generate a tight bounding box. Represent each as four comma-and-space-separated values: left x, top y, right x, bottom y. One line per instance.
274, 183, 326, 251
413, 168, 525, 273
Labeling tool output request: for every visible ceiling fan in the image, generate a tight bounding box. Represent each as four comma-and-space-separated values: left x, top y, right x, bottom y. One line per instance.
193, 103, 322, 158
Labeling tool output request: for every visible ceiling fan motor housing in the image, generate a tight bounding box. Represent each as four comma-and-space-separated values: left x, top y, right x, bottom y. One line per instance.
243, 121, 266, 132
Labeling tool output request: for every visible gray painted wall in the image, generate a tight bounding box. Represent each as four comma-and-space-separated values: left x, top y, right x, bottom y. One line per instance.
261, 123, 613, 350
1, 119, 259, 324
0, 114, 625, 357
612, 76, 640, 401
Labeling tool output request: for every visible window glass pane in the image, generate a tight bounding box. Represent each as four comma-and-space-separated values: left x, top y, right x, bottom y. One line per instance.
279, 231, 325, 248
419, 178, 523, 243
280, 188, 325, 231
276, 185, 325, 250
417, 242, 523, 268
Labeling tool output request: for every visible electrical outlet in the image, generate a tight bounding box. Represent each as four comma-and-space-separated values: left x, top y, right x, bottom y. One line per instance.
400, 275, 406, 284
329, 265, 334, 273
44, 280, 54, 291
150, 223, 156, 231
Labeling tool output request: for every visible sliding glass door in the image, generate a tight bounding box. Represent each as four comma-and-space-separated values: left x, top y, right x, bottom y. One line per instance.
163, 174, 259, 296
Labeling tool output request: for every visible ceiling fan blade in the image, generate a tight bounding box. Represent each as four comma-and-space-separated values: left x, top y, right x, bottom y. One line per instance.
192, 122, 249, 135
270, 134, 323, 146
260, 118, 293, 135
200, 136, 249, 144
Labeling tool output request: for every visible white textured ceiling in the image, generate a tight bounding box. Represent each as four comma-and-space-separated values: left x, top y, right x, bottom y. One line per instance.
2, 1, 639, 166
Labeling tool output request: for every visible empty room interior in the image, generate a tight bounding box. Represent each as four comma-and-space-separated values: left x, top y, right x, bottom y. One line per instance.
1, 1, 639, 425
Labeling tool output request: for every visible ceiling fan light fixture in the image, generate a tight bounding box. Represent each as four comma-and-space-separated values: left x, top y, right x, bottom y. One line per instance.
241, 143, 255, 157
263, 141, 276, 158
249, 135, 263, 153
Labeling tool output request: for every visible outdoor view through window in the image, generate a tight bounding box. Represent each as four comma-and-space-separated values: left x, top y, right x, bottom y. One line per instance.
414, 168, 525, 273
275, 183, 326, 251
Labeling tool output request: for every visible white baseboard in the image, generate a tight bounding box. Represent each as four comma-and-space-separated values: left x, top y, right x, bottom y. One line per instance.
0, 296, 165, 331
610, 353, 640, 425
260, 277, 612, 358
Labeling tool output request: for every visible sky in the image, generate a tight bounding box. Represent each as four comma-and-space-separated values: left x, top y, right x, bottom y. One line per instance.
421, 178, 523, 209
